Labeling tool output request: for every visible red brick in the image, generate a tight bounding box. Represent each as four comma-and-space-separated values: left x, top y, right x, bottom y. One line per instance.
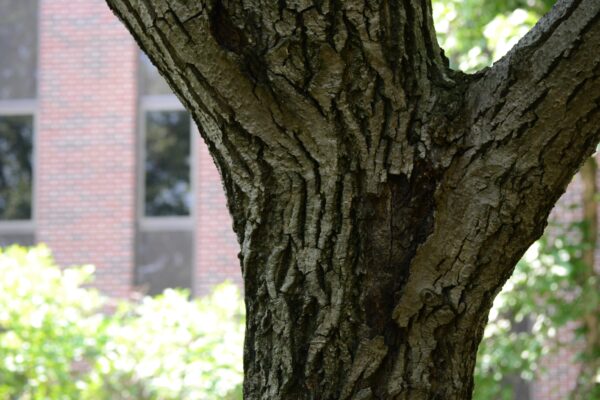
36, 0, 137, 298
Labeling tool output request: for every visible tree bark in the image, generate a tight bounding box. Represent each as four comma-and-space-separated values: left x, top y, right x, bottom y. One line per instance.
105, 0, 600, 398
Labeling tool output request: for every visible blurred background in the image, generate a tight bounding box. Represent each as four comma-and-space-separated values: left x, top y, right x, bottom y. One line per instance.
0, 0, 597, 399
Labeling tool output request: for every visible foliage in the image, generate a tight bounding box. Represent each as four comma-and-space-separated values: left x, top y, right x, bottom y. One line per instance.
474, 235, 569, 399
0, 245, 107, 399
433, 0, 553, 72
85, 285, 244, 400
474, 220, 600, 399
0, 245, 245, 400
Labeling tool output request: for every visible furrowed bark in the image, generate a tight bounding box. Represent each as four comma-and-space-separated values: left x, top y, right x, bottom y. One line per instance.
105, 0, 600, 398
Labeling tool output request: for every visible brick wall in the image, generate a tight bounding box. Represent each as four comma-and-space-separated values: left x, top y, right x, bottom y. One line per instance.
532, 323, 582, 400
530, 173, 585, 400
36, 0, 137, 298
195, 137, 242, 296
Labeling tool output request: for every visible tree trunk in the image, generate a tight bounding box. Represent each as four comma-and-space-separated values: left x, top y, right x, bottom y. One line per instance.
105, 0, 600, 398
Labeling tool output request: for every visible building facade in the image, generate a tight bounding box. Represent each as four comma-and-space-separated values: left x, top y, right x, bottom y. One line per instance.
0, 0, 241, 297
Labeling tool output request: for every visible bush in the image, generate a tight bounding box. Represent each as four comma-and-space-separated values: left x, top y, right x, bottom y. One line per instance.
85, 286, 244, 400
0, 245, 107, 399
0, 245, 244, 400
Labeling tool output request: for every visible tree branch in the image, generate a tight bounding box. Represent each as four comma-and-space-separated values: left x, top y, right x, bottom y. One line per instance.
465, 0, 600, 178
454, 0, 600, 265
392, 0, 600, 331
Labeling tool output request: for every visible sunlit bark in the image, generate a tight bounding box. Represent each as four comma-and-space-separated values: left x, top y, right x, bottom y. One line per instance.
105, 0, 600, 398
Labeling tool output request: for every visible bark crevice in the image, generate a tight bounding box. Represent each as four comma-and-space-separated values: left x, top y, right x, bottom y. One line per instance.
105, 0, 600, 398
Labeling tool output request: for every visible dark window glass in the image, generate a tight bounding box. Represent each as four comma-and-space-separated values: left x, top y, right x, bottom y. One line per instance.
135, 230, 193, 296
0, 115, 33, 220
0, 233, 35, 247
144, 110, 191, 216
0, 0, 38, 100
139, 53, 172, 96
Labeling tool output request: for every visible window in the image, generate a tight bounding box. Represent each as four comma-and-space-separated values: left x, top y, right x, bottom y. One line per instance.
135, 230, 194, 295
144, 110, 191, 217
0, 0, 38, 100
136, 53, 196, 296
0, 0, 37, 246
0, 115, 34, 220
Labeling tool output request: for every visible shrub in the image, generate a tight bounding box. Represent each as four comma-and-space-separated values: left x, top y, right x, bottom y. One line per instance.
0, 245, 244, 400
85, 285, 244, 400
0, 245, 107, 400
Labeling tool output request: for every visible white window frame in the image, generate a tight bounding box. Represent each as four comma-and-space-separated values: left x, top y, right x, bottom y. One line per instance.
0, 99, 37, 235
137, 94, 198, 231
0, 0, 40, 240
136, 51, 200, 296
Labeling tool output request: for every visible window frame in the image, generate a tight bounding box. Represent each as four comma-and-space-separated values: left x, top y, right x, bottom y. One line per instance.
0, 99, 37, 234
136, 52, 200, 296
0, 0, 39, 241
136, 95, 198, 230
0, 0, 40, 102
